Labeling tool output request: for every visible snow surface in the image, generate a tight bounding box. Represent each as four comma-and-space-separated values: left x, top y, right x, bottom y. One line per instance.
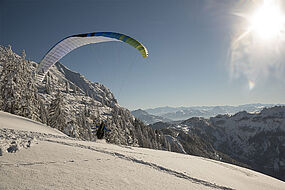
1, 111, 285, 190
0, 111, 64, 136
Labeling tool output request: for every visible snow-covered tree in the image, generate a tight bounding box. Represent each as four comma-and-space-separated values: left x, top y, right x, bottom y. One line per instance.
65, 120, 79, 138
45, 75, 52, 94
38, 97, 48, 124
72, 85, 80, 94
20, 57, 40, 121
0, 47, 39, 120
21, 50, 26, 59
76, 109, 93, 141
48, 91, 67, 131
65, 81, 69, 93
0, 46, 22, 114
0, 46, 45, 122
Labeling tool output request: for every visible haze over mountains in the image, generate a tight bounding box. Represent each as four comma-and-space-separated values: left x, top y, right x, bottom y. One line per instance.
131, 109, 172, 125
132, 104, 278, 124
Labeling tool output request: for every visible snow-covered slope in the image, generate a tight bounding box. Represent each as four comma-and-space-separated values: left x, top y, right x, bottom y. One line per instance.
0, 111, 64, 136
1, 111, 285, 190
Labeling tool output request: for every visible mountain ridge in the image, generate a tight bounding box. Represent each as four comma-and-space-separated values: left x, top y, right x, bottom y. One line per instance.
143, 104, 278, 120
131, 109, 172, 124
149, 106, 285, 181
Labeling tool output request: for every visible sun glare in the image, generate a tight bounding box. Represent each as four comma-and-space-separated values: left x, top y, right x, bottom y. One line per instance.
230, 0, 285, 92
249, 0, 285, 40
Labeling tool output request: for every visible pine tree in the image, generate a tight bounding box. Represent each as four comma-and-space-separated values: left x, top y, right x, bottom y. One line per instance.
76, 109, 93, 140
20, 55, 39, 121
21, 50, 26, 59
65, 81, 69, 93
0, 47, 41, 121
66, 120, 79, 138
72, 85, 76, 94
45, 75, 52, 94
0, 47, 29, 116
76, 86, 80, 94
48, 91, 66, 131
0, 46, 7, 109
38, 97, 48, 124
0, 46, 22, 113
82, 98, 90, 117
73, 85, 80, 94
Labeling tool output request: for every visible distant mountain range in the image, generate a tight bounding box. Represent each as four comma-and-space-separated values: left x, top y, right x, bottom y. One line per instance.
142, 104, 279, 121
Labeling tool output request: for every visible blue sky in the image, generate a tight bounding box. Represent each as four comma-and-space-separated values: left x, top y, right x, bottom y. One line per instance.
1, 0, 285, 110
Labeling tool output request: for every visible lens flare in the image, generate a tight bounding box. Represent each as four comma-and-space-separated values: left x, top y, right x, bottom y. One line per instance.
249, 80, 255, 90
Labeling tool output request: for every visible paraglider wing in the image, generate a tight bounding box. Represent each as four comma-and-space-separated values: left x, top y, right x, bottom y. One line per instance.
36, 32, 148, 82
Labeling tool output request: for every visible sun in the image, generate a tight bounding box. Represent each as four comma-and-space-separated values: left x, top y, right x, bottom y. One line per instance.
231, 0, 285, 91
249, 0, 285, 40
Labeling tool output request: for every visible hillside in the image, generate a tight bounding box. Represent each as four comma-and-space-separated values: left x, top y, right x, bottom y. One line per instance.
1, 111, 285, 190
149, 106, 285, 181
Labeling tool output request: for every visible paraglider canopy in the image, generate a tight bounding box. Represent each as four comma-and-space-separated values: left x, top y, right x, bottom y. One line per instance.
36, 32, 148, 82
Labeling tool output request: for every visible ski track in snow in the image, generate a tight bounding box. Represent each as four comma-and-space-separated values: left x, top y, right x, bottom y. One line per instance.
0, 159, 90, 167
0, 128, 233, 190
202, 157, 256, 177
44, 139, 233, 190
